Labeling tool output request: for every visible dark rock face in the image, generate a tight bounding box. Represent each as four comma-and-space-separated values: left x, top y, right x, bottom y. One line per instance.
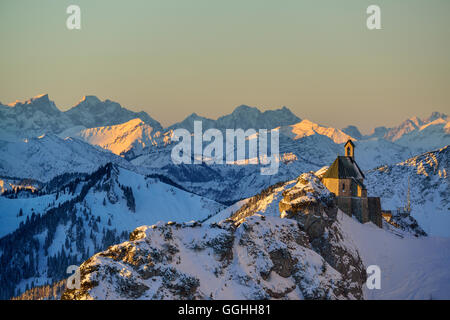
269, 249, 297, 278
279, 173, 367, 299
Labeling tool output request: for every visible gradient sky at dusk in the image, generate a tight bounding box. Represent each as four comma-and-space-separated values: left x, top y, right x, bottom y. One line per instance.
1, 0, 449, 132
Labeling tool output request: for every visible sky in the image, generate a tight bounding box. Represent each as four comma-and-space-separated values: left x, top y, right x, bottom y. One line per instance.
0, 0, 449, 133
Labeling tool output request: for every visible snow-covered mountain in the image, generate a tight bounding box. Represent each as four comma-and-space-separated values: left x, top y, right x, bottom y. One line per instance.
0, 163, 224, 299
280, 119, 354, 144
168, 105, 301, 131
356, 112, 449, 143
341, 125, 363, 140
393, 119, 450, 154
365, 145, 450, 237
0, 133, 131, 182
0, 94, 162, 141
130, 134, 342, 203
128, 130, 434, 204
62, 173, 367, 300
61, 171, 450, 300
65, 118, 164, 158
1, 95, 448, 207
65, 96, 163, 132
0, 94, 74, 141
209, 171, 450, 299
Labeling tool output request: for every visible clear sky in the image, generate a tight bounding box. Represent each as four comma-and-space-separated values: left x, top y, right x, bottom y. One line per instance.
1, 0, 449, 132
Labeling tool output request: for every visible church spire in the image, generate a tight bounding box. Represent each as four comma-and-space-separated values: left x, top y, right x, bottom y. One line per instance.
344, 140, 355, 159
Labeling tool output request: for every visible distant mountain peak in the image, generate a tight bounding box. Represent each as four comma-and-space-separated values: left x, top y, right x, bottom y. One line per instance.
342, 125, 363, 140
425, 111, 448, 123
7, 93, 51, 107
233, 104, 259, 112
31, 93, 50, 102
79, 95, 101, 106
185, 112, 208, 120
285, 119, 354, 144
65, 97, 162, 131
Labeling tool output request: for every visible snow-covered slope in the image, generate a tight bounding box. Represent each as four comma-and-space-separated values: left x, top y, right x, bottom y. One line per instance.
62, 173, 367, 300
210, 171, 450, 299
339, 213, 450, 299
0, 164, 224, 299
365, 145, 450, 237
129, 131, 349, 203
0, 134, 131, 182
280, 119, 354, 144
66, 118, 163, 158
61, 170, 450, 300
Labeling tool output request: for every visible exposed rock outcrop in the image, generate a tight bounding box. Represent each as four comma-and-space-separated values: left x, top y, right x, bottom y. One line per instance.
63, 173, 366, 300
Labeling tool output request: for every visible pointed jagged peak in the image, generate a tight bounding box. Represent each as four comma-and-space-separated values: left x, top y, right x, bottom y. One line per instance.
214, 104, 301, 130
261, 105, 300, 120
286, 119, 355, 144
7, 93, 51, 107
185, 112, 205, 120
5, 94, 62, 116
166, 112, 215, 131
342, 125, 363, 140
231, 104, 261, 115
79, 95, 101, 106
424, 111, 448, 123
31, 93, 50, 103
405, 116, 423, 127
69, 95, 112, 112
64, 96, 163, 131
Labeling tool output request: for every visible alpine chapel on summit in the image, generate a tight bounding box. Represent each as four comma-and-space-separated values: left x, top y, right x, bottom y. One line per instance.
322, 140, 382, 227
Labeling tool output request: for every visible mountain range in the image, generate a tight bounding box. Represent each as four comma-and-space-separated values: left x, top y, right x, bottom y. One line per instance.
0, 94, 162, 141
0, 93, 449, 300
1, 94, 448, 183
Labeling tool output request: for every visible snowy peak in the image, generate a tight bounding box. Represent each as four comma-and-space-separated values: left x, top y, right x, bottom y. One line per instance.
167, 112, 216, 132
281, 119, 355, 144
65, 97, 162, 131
342, 125, 363, 140
30, 93, 50, 102
216, 104, 301, 130
425, 111, 448, 123
170, 105, 301, 131
372, 111, 448, 142
69, 118, 162, 157
7, 93, 57, 112
0, 94, 73, 140
7, 93, 49, 107
78, 95, 101, 106
384, 118, 423, 141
